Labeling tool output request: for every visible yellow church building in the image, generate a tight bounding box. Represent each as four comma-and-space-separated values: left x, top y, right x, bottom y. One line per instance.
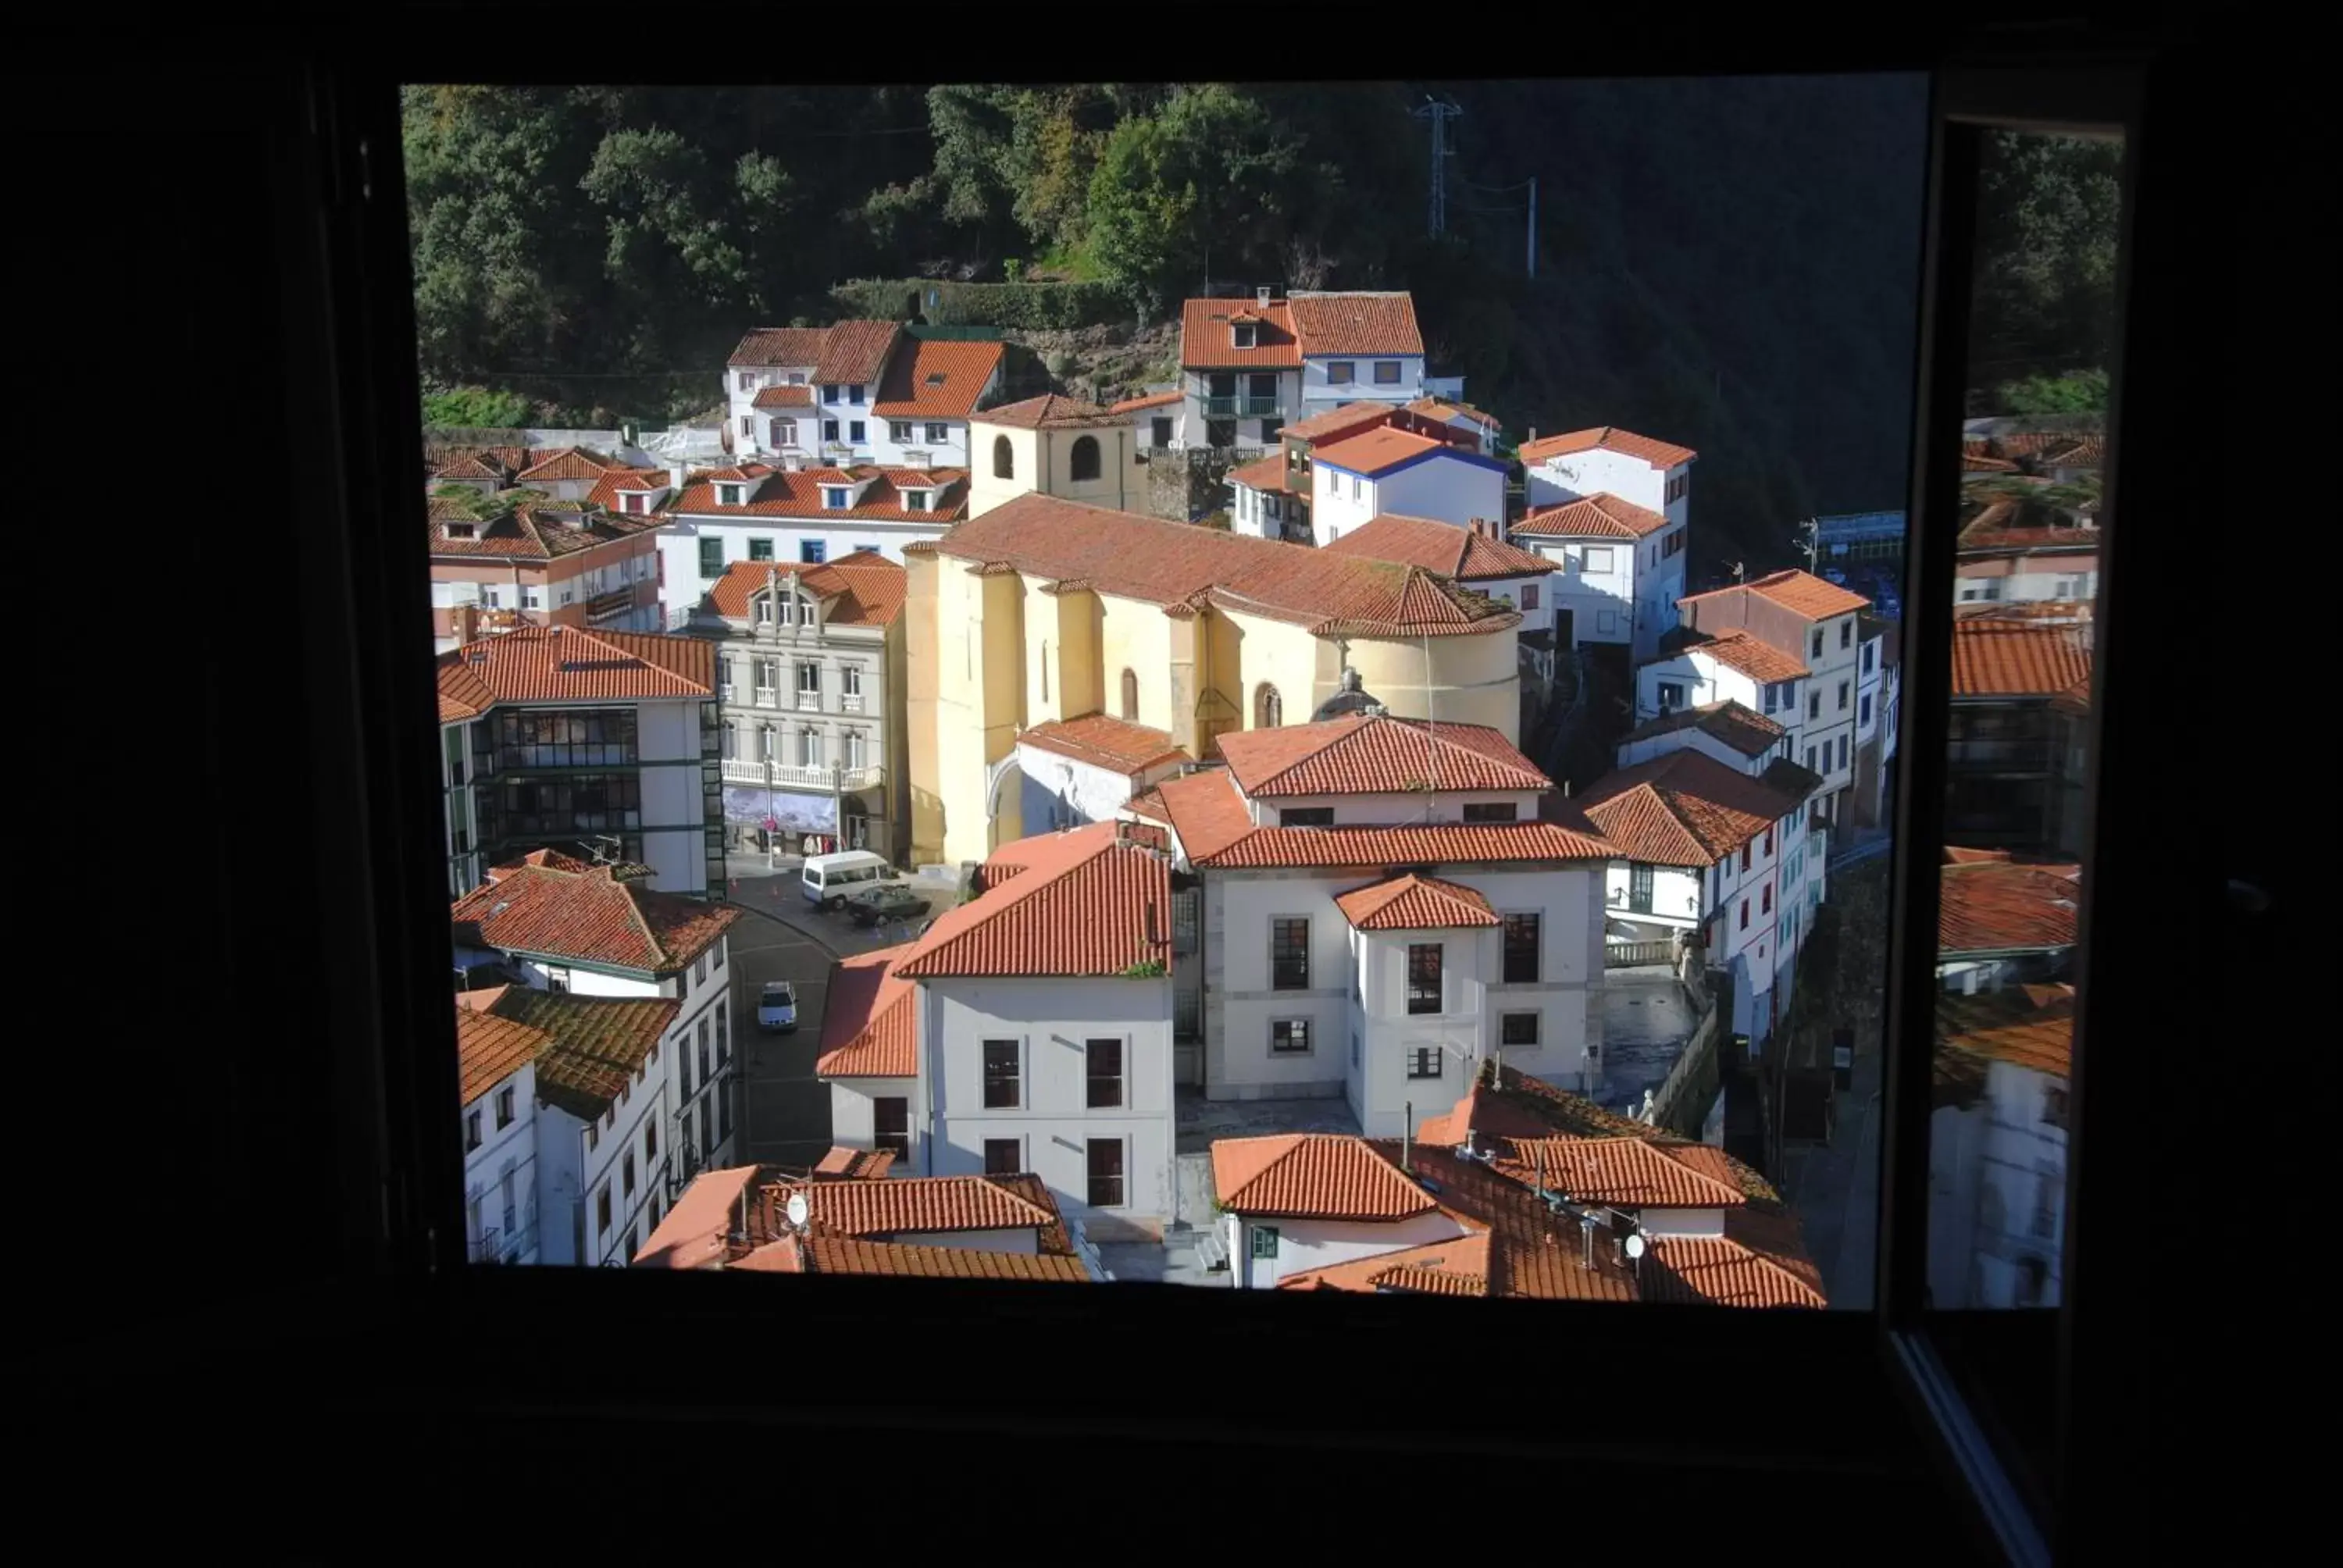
904, 493, 1524, 867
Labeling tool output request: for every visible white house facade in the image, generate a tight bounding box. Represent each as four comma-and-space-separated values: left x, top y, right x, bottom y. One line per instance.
455, 1008, 543, 1266
1177, 290, 1441, 450
1307, 429, 1510, 546
1928, 990, 2073, 1310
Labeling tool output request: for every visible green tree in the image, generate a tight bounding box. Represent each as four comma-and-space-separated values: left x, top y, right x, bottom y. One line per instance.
1085, 84, 1303, 296
1973, 132, 2122, 383
1993, 367, 2109, 415
423, 385, 533, 427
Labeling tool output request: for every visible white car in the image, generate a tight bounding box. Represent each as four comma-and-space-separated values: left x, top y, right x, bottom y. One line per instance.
756, 980, 798, 1033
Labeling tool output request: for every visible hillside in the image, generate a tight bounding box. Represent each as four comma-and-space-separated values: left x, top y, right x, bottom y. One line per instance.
404, 80, 2107, 580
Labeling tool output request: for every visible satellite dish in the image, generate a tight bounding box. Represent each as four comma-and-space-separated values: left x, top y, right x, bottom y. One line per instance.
784, 1192, 810, 1230
1624, 1232, 1647, 1260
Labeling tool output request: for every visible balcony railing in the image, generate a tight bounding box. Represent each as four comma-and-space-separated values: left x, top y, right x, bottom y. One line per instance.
1203, 395, 1282, 419
841, 691, 865, 714
720, 759, 884, 791
584, 586, 637, 621
753, 686, 777, 707
796, 690, 822, 711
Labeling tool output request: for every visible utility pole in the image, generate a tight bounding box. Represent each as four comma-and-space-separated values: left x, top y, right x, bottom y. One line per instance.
1410, 98, 1463, 237
1794, 518, 1820, 572
1526, 176, 1538, 280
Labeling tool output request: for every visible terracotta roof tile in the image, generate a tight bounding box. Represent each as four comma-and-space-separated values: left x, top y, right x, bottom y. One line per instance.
1514, 491, 1671, 540
814, 946, 918, 1078
426, 497, 664, 564
1181, 297, 1303, 368
673, 463, 967, 525
1517, 426, 1697, 469
453, 997, 549, 1107
752, 1233, 1091, 1282
1951, 621, 2093, 697
751, 384, 815, 409
1109, 389, 1183, 412
451, 864, 739, 976
1413, 1082, 1558, 1147
436, 625, 712, 706
892, 823, 1172, 980
1488, 1135, 1747, 1209
870, 337, 1003, 419
1198, 817, 1617, 871
513, 446, 616, 483
1284, 401, 1400, 444
1678, 568, 1871, 621
1285, 291, 1425, 357
1576, 750, 1804, 867
1962, 451, 2021, 473
811, 1146, 897, 1179
1406, 396, 1500, 431
703, 554, 907, 627
729, 326, 833, 368
1373, 1142, 1639, 1303
632, 1165, 761, 1269
1660, 629, 1810, 684
1215, 714, 1549, 797
932, 494, 1517, 640
811, 319, 903, 385
1211, 1134, 1436, 1219
1226, 451, 1300, 494
1935, 989, 2074, 1093
1645, 1217, 1830, 1309
778, 1174, 1055, 1238
1146, 768, 1261, 862
1309, 426, 1467, 478
1617, 700, 1786, 759
1017, 713, 1192, 778
972, 392, 1128, 430
479, 987, 679, 1121
1938, 861, 2081, 954
1278, 1232, 1493, 1296
1334, 872, 1500, 931
1320, 514, 1551, 582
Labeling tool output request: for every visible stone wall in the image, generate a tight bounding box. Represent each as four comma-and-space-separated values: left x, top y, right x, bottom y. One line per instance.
1143, 446, 1265, 523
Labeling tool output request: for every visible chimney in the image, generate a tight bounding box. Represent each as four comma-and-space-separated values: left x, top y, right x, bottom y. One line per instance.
1256, 285, 1273, 308
1526, 426, 1538, 445
669, 461, 688, 491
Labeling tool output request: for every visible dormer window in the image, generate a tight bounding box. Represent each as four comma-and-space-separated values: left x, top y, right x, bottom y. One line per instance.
717, 484, 744, 506
1232, 323, 1257, 349
901, 489, 932, 513
822, 487, 851, 510
444, 522, 476, 540
754, 597, 775, 625
620, 493, 646, 515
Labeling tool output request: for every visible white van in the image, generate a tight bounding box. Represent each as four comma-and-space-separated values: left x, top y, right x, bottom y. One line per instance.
801, 850, 899, 910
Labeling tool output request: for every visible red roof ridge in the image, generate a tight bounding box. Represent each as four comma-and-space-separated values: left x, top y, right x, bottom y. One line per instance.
1517, 426, 1698, 469
1211, 1132, 1436, 1220
1514, 490, 1671, 540
1333, 872, 1500, 931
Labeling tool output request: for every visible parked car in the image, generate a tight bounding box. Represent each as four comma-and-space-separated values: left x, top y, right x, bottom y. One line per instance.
756, 980, 797, 1033
845, 884, 932, 928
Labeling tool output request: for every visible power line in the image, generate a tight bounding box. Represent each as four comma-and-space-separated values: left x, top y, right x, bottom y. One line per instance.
1409, 97, 1463, 237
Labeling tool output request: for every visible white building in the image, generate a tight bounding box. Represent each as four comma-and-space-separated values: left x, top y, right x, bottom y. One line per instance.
724, 321, 1005, 470
435, 625, 722, 897
454, 1001, 544, 1265
451, 858, 741, 1264
1512, 492, 1689, 662
1674, 569, 1876, 836
677, 556, 908, 862
655, 459, 968, 618
1307, 426, 1510, 546
1112, 389, 1186, 456
1318, 515, 1557, 640
1519, 425, 1696, 523
1928, 989, 2073, 1310
1212, 1133, 1476, 1290
816, 821, 1179, 1241
1013, 713, 1194, 835
1177, 290, 1444, 450
1129, 714, 1614, 1133
1574, 747, 1822, 1047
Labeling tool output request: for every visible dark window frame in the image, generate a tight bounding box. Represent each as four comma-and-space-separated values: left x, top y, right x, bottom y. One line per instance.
1501, 913, 1540, 983
981, 1039, 1022, 1110
1270, 917, 1310, 989
1406, 943, 1443, 1015
1084, 1038, 1124, 1108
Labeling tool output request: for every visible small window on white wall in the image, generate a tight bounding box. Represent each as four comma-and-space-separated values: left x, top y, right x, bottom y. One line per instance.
1583, 546, 1614, 572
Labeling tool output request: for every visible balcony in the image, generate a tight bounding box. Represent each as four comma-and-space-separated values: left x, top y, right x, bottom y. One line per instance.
752, 686, 777, 707
584, 586, 637, 623
1202, 395, 1282, 419
840, 691, 865, 714
720, 759, 884, 791
796, 690, 822, 711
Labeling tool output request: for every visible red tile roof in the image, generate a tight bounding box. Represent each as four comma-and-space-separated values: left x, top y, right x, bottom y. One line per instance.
1575, 749, 1805, 867
672, 463, 967, 524
1367, 1142, 1640, 1303
633, 1164, 761, 1269
451, 864, 740, 977
1181, 297, 1303, 368
1278, 1232, 1493, 1297
1285, 291, 1425, 357
2051, 676, 2092, 716
811, 319, 904, 385
1951, 621, 2093, 697
514, 446, 618, 483
1962, 451, 2021, 473
872, 337, 1004, 419
1217, 714, 1549, 798
435, 625, 713, 706
1664, 629, 1811, 684
1938, 861, 2081, 954
931, 494, 1517, 641
1935, 989, 2075, 1094
1517, 426, 1697, 469
1109, 389, 1183, 413
1489, 1135, 1748, 1209
1680, 568, 1871, 621
1956, 501, 2101, 552
972, 392, 1129, 430
493, 847, 600, 875
782, 1174, 1057, 1238
1284, 401, 1400, 444
1199, 817, 1617, 871
1226, 452, 1300, 494
1211, 1134, 1436, 1220
893, 822, 1172, 980
1513, 492, 1671, 540
453, 997, 549, 1107
1308, 426, 1459, 478
478, 987, 681, 1121
1412, 1081, 1560, 1147
1320, 515, 1551, 581
1334, 872, 1500, 931
425, 498, 662, 564
741, 1233, 1091, 1282
811, 1146, 897, 1179
1407, 396, 1500, 432
1145, 768, 1261, 862
1617, 700, 1786, 759
1645, 1214, 1830, 1309
1017, 713, 1191, 779
751, 385, 815, 409
814, 946, 918, 1078
703, 554, 908, 627
729, 326, 833, 368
